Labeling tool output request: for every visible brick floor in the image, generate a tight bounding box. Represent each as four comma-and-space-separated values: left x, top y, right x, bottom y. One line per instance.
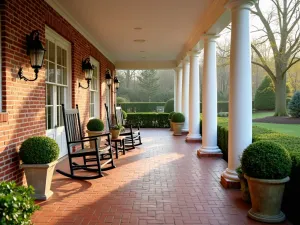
32, 129, 292, 225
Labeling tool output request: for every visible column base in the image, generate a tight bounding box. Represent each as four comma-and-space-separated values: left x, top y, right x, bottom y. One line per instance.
221, 168, 240, 189
186, 134, 202, 142
181, 128, 189, 134
197, 150, 223, 158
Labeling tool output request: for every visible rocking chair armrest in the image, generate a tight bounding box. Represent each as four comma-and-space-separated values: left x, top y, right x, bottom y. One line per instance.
68, 138, 97, 144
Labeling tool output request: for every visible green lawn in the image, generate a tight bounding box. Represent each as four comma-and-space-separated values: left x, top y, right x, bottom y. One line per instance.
253, 122, 300, 137
252, 111, 274, 119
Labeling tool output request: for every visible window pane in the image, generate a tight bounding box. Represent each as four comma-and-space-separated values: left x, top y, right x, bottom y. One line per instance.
49, 41, 55, 62
57, 65, 62, 84
46, 84, 53, 105
63, 67, 67, 85
62, 49, 67, 67
90, 103, 94, 118
48, 62, 55, 82
57, 46, 62, 65
45, 62, 48, 81
57, 105, 64, 127
57, 86, 65, 105
47, 106, 53, 129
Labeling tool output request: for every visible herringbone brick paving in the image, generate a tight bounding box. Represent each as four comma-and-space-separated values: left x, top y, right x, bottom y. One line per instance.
32, 129, 291, 225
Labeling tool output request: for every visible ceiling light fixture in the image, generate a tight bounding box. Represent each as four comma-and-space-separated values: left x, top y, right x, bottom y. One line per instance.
134, 27, 142, 30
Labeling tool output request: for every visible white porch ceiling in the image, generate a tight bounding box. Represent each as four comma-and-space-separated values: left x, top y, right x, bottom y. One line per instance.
46, 0, 230, 69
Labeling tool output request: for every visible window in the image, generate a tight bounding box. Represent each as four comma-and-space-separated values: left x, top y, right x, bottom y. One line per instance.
89, 58, 99, 118
45, 28, 71, 130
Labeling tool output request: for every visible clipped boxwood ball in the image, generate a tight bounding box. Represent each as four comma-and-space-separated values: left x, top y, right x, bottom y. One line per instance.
19, 136, 59, 164
168, 111, 175, 120
171, 112, 185, 123
87, 118, 104, 131
241, 141, 292, 179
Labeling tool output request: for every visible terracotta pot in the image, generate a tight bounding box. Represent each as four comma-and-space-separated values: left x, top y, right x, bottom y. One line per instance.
110, 129, 120, 139
172, 122, 184, 136
238, 173, 251, 203
86, 130, 103, 148
245, 175, 289, 223
21, 161, 57, 200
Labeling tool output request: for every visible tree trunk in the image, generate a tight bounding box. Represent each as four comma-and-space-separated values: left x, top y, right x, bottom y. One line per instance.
274, 76, 287, 116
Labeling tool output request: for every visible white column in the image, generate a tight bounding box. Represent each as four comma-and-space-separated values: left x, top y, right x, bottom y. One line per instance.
174, 70, 177, 112
221, 0, 254, 184
186, 51, 201, 141
198, 35, 221, 154
175, 66, 182, 112
181, 58, 190, 132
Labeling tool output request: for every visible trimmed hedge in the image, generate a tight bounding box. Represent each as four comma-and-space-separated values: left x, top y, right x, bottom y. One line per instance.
215, 117, 300, 224
164, 98, 174, 113
120, 101, 254, 113
126, 113, 170, 128
120, 102, 166, 112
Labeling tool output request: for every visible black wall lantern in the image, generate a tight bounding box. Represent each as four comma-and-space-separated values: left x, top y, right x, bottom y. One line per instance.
18, 30, 46, 81
114, 76, 120, 90
79, 57, 94, 89
105, 69, 112, 86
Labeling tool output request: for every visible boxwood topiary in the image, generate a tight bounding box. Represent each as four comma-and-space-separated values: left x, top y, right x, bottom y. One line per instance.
164, 98, 174, 113
87, 118, 104, 131
19, 136, 59, 164
171, 112, 185, 123
168, 111, 175, 120
241, 140, 292, 179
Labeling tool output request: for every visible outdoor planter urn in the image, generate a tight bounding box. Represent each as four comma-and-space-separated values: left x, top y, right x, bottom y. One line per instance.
171, 112, 185, 136
241, 141, 292, 223
19, 136, 59, 200
21, 161, 57, 200
86, 118, 105, 148
110, 129, 120, 139
168, 119, 174, 131
245, 175, 289, 223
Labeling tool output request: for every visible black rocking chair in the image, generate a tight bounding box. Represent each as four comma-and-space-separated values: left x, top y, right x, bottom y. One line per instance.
56, 104, 115, 180
114, 104, 142, 148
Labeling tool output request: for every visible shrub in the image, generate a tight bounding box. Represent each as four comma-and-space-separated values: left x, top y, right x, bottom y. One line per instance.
0, 181, 39, 225
120, 102, 166, 112
164, 98, 174, 113
241, 141, 292, 179
168, 111, 175, 120
254, 76, 275, 110
117, 97, 128, 104
126, 113, 170, 128
87, 118, 104, 131
288, 91, 300, 118
19, 136, 59, 164
122, 110, 127, 119
171, 112, 185, 123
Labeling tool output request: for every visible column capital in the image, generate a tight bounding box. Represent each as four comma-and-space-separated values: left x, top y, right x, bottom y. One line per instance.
188, 50, 201, 57
182, 56, 190, 64
226, 0, 257, 10
174, 66, 182, 73
201, 34, 220, 42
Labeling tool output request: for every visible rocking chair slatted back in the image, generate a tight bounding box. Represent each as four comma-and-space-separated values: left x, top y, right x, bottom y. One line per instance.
104, 103, 112, 128
62, 104, 84, 148
115, 106, 125, 126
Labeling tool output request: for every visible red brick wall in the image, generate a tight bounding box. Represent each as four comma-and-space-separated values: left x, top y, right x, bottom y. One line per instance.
0, 0, 115, 183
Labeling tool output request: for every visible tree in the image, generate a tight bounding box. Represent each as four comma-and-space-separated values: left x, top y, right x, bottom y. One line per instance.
137, 70, 160, 102
288, 91, 300, 117
254, 76, 276, 110
251, 0, 300, 116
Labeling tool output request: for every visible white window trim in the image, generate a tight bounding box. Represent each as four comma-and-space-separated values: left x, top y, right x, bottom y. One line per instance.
89, 57, 99, 118
45, 26, 72, 109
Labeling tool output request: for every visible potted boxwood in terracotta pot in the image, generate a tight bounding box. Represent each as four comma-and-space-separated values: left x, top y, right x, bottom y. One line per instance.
19, 136, 59, 200
110, 124, 124, 139
241, 141, 292, 223
168, 111, 175, 131
171, 112, 185, 136
86, 118, 105, 148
